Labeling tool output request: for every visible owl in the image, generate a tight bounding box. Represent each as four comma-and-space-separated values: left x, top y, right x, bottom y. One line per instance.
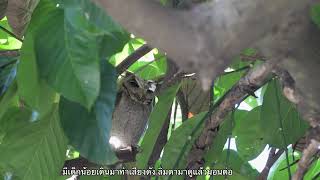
110, 73, 157, 150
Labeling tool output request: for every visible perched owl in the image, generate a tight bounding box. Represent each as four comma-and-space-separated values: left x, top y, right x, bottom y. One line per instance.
110, 73, 156, 150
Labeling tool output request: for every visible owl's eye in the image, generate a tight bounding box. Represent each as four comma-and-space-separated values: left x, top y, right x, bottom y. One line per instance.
129, 80, 140, 88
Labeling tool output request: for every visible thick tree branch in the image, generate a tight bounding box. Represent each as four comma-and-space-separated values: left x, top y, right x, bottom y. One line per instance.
116, 44, 153, 74
186, 60, 276, 173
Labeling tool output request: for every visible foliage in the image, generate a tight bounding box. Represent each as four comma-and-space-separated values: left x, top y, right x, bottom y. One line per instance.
260, 80, 309, 148
0, 0, 319, 180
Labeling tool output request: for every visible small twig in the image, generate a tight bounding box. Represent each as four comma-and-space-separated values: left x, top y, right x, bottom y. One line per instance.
293, 139, 320, 180
116, 44, 153, 74
0, 26, 23, 42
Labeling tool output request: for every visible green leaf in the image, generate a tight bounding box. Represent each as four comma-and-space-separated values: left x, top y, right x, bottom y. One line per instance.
162, 112, 207, 171
0, 81, 17, 120
59, 0, 125, 33
99, 32, 130, 59
0, 17, 22, 50
0, 56, 17, 96
17, 33, 56, 117
267, 149, 297, 180
305, 159, 320, 179
0, 17, 9, 40
234, 107, 266, 161
28, 1, 99, 109
130, 53, 167, 80
204, 110, 248, 166
136, 84, 181, 169
244, 96, 259, 108
311, 4, 320, 28
0, 106, 67, 180
59, 60, 118, 165
260, 80, 309, 148
27, 0, 128, 109
216, 150, 258, 179
214, 62, 245, 101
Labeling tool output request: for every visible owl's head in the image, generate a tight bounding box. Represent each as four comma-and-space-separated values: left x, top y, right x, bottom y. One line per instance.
121, 72, 157, 104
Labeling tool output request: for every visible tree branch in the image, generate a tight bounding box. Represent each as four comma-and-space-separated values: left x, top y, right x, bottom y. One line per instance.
0, 49, 19, 57
258, 148, 284, 180
116, 44, 153, 74
186, 60, 277, 173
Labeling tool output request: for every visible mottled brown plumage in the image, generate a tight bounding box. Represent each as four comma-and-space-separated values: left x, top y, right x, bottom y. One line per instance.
110, 73, 156, 149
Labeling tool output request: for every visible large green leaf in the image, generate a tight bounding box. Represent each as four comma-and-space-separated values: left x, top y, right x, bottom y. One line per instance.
26, 0, 128, 109
58, 0, 130, 59
216, 150, 258, 179
0, 81, 17, 120
214, 70, 243, 101
267, 150, 297, 180
0, 17, 22, 50
269, 151, 320, 180
58, 0, 125, 33
0, 56, 17, 96
27, 1, 99, 109
161, 112, 207, 173
234, 107, 266, 161
204, 110, 248, 166
0, 106, 67, 180
305, 159, 320, 179
59, 61, 118, 165
260, 80, 309, 148
136, 84, 181, 169
129, 53, 167, 80
17, 33, 56, 117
